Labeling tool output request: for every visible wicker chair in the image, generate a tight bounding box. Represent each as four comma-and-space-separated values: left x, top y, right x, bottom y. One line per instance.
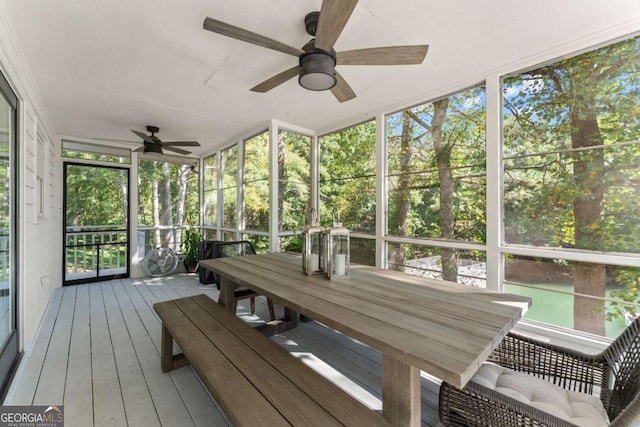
439, 316, 640, 426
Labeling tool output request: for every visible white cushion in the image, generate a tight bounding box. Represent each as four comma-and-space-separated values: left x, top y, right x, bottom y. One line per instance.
471, 363, 609, 427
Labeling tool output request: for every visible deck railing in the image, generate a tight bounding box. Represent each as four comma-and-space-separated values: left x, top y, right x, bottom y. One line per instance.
65, 226, 128, 280
65, 225, 189, 281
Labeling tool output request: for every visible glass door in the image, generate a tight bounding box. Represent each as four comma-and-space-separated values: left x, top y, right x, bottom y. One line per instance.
64, 163, 130, 285
0, 69, 18, 397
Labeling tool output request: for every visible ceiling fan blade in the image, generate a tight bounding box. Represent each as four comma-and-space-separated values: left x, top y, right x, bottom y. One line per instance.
314, 0, 358, 52
337, 45, 429, 65
331, 71, 356, 103
131, 129, 154, 143
203, 17, 303, 57
250, 65, 301, 93
162, 141, 201, 147
163, 146, 191, 155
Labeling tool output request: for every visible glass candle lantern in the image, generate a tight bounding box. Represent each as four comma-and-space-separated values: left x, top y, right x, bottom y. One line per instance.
324, 223, 350, 279
302, 218, 325, 276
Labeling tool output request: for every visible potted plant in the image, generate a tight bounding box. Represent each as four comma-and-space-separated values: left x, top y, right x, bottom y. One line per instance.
182, 226, 203, 273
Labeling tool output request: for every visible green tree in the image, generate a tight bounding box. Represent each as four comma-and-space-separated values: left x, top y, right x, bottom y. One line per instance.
244, 132, 270, 231
278, 130, 311, 251
386, 87, 486, 280
503, 36, 640, 334
138, 159, 199, 249
319, 121, 376, 233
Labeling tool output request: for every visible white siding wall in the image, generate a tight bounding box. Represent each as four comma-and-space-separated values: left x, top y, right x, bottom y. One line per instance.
21, 104, 61, 351
0, 5, 62, 353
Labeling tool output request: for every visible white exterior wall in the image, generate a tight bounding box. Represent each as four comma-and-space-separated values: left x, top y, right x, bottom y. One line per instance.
0, 4, 62, 353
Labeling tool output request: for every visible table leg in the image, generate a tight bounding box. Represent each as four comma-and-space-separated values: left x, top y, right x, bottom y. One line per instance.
218, 276, 235, 313
283, 306, 298, 328
161, 324, 174, 373
382, 354, 421, 427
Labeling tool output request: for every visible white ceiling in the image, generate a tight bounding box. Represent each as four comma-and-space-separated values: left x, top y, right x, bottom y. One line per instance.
4, 0, 640, 156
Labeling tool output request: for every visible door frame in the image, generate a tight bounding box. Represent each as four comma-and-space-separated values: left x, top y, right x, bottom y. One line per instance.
63, 161, 131, 285
0, 65, 20, 400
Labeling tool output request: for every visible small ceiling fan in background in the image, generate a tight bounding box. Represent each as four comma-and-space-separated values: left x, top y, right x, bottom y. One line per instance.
131, 126, 200, 155
203, 0, 428, 102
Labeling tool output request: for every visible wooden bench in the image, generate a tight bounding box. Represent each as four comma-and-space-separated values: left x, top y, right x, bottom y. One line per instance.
153, 294, 393, 427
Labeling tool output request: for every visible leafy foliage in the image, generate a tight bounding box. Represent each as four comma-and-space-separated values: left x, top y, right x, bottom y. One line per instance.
278, 130, 311, 251
319, 121, 376, 232
65, 163, 128, 227
181, 226, 203, 265
244, 132, 270, 231
503, 35, 640, 330
386, 87, 486, 242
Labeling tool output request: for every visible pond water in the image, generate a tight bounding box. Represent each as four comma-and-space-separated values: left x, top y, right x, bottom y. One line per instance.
505, 283, 634, 339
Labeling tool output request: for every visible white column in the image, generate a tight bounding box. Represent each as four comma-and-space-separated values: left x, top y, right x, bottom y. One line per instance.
237, 140, 245, 241
375, 113, 387, 269
269, 121, 279, 252
485, 75, 504, 291
129, 150, 141, 277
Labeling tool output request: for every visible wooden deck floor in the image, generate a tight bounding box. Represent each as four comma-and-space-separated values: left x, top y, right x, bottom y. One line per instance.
4, 274, 441, 426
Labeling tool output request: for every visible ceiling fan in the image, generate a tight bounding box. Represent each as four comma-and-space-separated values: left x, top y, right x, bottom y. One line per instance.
203, 0, 428, 102
131, 126, 200, 155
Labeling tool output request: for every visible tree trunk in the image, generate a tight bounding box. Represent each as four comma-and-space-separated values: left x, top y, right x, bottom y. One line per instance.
175, 164, 189, 245
160, 162, 173, 247
175, 164, 189, 226
389, 111, 414, 270
121, 175, 128, 228
152, 178, 160, 248
278, 131, 285, 234
571, 105, 606, 335
431, 99, 458, 282
71, 187, 80, 226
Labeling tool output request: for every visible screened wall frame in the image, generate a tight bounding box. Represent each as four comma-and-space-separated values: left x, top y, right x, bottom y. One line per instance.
378, 83, 489, 284
200, 120, 316, 252
219, 143, 239, 229
195, 28, 640, 343
269, 121, 316, 252
242, 129, 270, 234
271, 123, 315, 253
317, 117, 379, 274
62, 141, 201, 279
494, 31, 640, 339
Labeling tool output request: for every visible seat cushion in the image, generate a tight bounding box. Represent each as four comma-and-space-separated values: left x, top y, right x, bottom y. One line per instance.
471, 363, 609, 427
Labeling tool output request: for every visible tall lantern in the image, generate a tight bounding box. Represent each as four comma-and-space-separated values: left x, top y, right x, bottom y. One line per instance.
302, 210, 324, 275
324, 217, 350, 280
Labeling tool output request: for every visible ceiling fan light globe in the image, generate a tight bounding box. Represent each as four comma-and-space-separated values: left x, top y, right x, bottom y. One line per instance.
299, 52, 336, 91
143, 142, 163, 155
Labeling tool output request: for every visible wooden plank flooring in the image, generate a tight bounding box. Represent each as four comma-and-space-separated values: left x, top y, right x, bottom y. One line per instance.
5, 274, 441, 426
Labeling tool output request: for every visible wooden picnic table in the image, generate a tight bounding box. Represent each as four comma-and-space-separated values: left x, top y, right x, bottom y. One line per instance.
199, 252, 531, 426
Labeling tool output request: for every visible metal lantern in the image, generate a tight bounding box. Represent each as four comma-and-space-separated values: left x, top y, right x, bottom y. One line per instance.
302, 210, 325, 275
324, 220, 350, 280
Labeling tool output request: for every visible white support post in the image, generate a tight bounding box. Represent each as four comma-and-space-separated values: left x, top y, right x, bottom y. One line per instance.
269, 121, 279, 252
129, 150, 141, 277
216, 150, 223, 241
198, 156, 204, 232
485, 75, 504, 292
375, 113, 387, 269
310, 134, 319, 222
237, 141, 245, 241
